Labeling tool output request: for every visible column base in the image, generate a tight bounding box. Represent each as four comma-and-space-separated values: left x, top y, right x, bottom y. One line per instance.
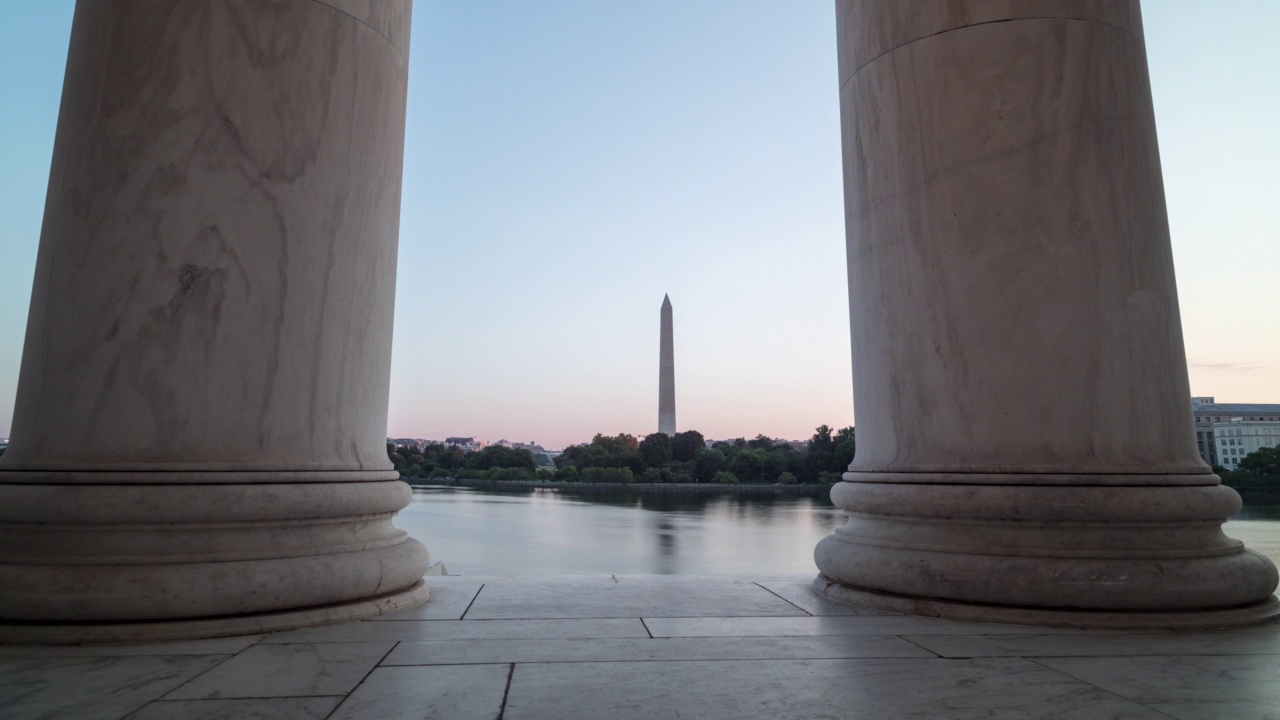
814, 479, 1280, 624
814, 574, 1280, 630
0, 580, 429, 645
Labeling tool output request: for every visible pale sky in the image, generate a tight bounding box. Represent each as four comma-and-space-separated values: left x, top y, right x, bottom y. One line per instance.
0, 1, 1276, 450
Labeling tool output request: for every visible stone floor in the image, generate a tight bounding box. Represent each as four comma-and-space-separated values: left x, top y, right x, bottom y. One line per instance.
3, 575, 1280, 719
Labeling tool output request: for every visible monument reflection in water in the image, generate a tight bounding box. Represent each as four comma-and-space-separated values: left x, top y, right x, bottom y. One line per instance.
395, 486, 843, 576
398, 486, 1280, 578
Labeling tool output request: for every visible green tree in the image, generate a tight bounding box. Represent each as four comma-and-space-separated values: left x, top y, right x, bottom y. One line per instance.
670, 430, 705, 462
778, 471, 798, 485
638, 432, 673, 469
615, 451, 646, 474
712, 470, 740, 484
729, 448, 770, 483
809, 425, 835, 455
1240, 446, 1280, 476
577, 444, 611, 469
802, 425, 855, 482
834, 426, 856, 467
466, 445, 536, 471
695, 448, 726, 482
582, 467, 635, 484
592, 433, 639, 455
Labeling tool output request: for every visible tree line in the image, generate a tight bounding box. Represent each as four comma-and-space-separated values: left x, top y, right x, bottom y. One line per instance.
1217, 447, 1280, 493
387, 425, 856, 485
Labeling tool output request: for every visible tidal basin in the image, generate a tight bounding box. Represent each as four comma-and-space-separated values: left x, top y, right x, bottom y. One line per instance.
397, 486, 1280, 575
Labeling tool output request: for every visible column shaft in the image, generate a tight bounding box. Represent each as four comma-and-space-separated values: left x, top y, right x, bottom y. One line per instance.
815, 0, 1278, 627
0, 0, 428, 643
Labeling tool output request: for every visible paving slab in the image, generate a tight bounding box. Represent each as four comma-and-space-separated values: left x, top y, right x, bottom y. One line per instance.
0, 655, 228, 720
164, 642, 394, 699
463, 576, 806, 619
755, 579, 886, 616
383, 634, 934, 665
502, 657, 1168, 719
1036, 655, 1280, 707
368, 580, 483, 622
643, 614, 1111, 638
123, 697, 342, 720
328, 665, 510, 720
262, 618, 648, 644
907, 630, 1280, 658
0, 635, 265, 658
1146, 700, 1280, 720
7, 574, 1280, 719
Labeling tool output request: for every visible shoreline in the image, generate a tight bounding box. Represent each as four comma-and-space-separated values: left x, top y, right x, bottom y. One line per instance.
406, 478, 834, 495
404, 479, 1280, 503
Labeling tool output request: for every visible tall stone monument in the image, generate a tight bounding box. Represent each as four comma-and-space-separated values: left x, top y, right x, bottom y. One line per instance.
0, 0, 428, 643
814, 0, 1278, 627
659, 294, 676, 436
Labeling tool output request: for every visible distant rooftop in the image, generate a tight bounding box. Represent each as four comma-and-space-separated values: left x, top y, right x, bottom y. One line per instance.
1193, 403, 1280, 414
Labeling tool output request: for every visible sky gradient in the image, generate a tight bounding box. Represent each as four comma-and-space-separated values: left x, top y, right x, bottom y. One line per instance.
0, 1, 1277, 450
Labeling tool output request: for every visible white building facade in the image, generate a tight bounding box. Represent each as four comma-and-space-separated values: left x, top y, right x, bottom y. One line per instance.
1213, 419, 1280, 470
1191, 398, 1280, 468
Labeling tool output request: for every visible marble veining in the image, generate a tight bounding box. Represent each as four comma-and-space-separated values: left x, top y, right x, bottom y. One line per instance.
2, 0, 411, 471
0, 0, 427, 640
815, 0, 1279, 625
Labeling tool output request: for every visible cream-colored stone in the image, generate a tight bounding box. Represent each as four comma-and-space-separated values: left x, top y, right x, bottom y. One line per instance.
313, 0, 412, 56
836, 0, 1144, 83
0, 0, 426, 641
816, 0, 1278, 624
839, 13, 1195, 475
3, 0, 406, 473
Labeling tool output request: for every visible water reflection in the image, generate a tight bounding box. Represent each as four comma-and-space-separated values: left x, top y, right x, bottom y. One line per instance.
394, 486, 843, 576
394, 486, 1280, 576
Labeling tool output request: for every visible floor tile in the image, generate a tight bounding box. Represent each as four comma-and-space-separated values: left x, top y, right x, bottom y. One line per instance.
1147, 700, 1280, 720
0, 636, 264, 659
328, 665, 510, 720
1036, 655, 1280, 706
907, 630, 1278, 658
502, 657, 1167, 719
643, 614, 1102, 638
0, 655, 227, 720
367, 581, 483, 621
464, 576, 806, 619
123, 697, 341, 719
383, 634, 934, 665
263, 618, 647, 643
755, 579, 885, 616
164, 642, 394, 699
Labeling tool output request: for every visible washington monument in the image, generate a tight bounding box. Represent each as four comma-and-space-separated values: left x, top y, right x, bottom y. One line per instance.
659, 294, 676, 436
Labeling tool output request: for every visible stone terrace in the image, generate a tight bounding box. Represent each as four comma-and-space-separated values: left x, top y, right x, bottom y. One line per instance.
3, 575, 1279, 719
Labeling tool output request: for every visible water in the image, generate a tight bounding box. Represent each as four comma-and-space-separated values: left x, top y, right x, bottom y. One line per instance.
395, 486, 842, 575
395, 485, 1280, 576
1227, 499, 1280, 566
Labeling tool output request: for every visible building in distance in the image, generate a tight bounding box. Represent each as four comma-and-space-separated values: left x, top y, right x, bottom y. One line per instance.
444, 437, 487, 452
1191, 397, 1280, 468
1213, 418, 1280, 471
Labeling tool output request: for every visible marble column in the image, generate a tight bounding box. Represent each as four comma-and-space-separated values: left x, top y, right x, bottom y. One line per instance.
815, 0, 1279, 628
0, 0, 428, 643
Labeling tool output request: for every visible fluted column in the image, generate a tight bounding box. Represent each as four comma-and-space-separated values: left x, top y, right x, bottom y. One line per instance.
0, 0, 428, 643
815, 0, 1278, 627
